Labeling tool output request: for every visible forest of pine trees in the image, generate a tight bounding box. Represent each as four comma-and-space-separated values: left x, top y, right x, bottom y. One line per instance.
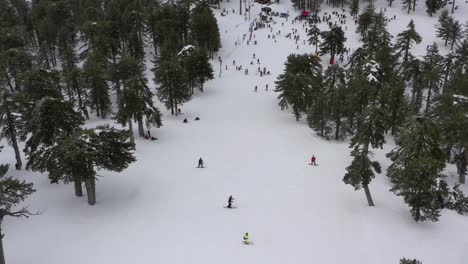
277, 2, 468, 221
0, 0, 219, 261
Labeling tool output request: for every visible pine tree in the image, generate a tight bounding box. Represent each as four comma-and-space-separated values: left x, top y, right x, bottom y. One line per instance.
421, 43, 443, 113
24, 97, 84, 157
308, 64, 347, 140
0, 163, 35, 264
349, 0, 359, 19
82, 52, 111, 118
402, 57, 424, 110
145, 0, 162, 55
344, 61, 388, 207
400, 258, 423, 264
432, 70, 468, 184
275, 54, 322, 121
307, 24, 321, 55
356, 4, 375, 38
395, 20, 422, 64
190, 5, 221, 58
319, 26, 347, 64
183, 48, 214, 93
402, 0, 416, 13
0, 93, 24, 170
436, 10, 451, 46
27, 124, 136, 205
116, 56, 162, 145
153, 49, 191, 116
448, 19, 463, 50
387, 116, 446, 222
446, 184, 468, 214
22, 68, 62, 101
426, 0, 442, 16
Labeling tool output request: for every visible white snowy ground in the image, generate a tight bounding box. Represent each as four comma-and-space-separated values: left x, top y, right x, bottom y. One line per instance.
3, 1, 468, 264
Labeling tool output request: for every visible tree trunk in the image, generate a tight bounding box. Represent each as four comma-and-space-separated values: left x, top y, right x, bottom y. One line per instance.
169, 92, 174, 115
425, 82, 433, 113
452, 0, 456, 13
363, 184, 375, 206
335, 117, 340, 140
11, 136, 22, 170
95, 100, 100, 117
85, 177, 96, 205
462, 147, 468, 184
137, 118, 145, 137
73, 175, 83, 197
3, 71, 14, 93
128, 120, 135, 148
0, 228, 5, 264
5, 102, 22, 170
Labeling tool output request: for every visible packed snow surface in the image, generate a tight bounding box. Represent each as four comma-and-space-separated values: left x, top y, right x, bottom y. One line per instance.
3, 1, 468, 264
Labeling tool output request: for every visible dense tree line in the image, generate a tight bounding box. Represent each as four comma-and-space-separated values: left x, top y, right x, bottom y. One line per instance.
277, 3, 468, 221
0, 0, 219, 262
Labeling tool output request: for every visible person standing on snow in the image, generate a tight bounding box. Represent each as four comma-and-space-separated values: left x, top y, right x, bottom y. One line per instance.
227, 195, 234, 208
311, 155, 317, 165
198, 157, 204, 168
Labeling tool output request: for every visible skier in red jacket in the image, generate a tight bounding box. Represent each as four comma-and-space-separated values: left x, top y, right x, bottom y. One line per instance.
311, 155, 317, 165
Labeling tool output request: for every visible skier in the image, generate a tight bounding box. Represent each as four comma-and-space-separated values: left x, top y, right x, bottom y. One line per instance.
243, 233, 249, 244
227, 195, 234, 208
183, 118, 188, 123
198, 157, 204, 168
311, 155, 317, 165
254, 85, 258, 92
195, 117, 200, 121
265, 84, 268, 91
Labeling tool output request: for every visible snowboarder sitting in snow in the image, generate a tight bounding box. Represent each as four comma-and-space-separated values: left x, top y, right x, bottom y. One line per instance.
183, 118, 188, 123
198, 157, 204, 168
195, 117, 200, 121
243, 233, 249, 244
311, 155, 317, 165
227, 195, 234, 208
146, 130, 157, 141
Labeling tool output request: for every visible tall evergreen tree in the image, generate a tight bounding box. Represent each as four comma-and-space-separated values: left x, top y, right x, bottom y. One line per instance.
116, 56, 162, 145
190, 5, 221, 58
82, 52, 111, 118
395, 20, 422, 64
275, 54, 322, 121
0, 163, 35, 264
387, 116, 446, 222
308, 64, 348, 140
27, 125, 136, 205
24, 97, 85, 190
0, 93, 24, 170
436, 10, 451, 46
184, 48, 214, 93
349, 0, 359, 19
307, 24, 321, 55
344, 61, 388, 207
153, 49, 191, 116
425, 0, 442, 16
319, 26, 347, 64
448, 19, 463, 50
421, 43, 443, 113
26, 97, 83, 143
